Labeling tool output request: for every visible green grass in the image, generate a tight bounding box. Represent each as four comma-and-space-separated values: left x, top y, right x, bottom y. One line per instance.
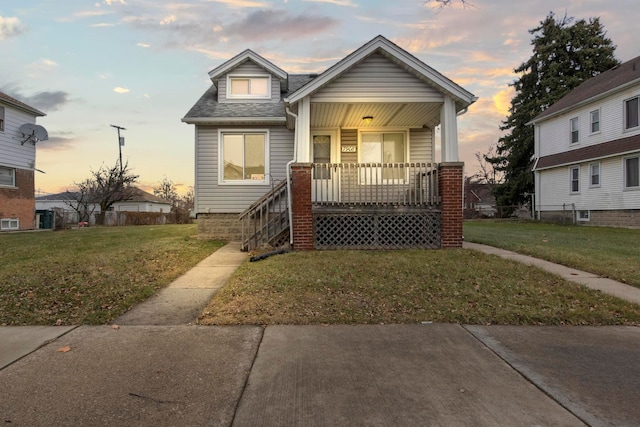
464, 220, 640, 288
198, 249, 640, 326
0, 225, 223, 325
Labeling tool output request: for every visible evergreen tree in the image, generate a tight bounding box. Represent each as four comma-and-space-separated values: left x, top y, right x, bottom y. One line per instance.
487, 12, 618, 210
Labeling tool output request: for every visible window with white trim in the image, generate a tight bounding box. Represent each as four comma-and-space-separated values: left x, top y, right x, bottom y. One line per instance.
570, 117, 579, 144
359, 131, 407, 182
1, 219, 19, 230
590, 109, 600, 134
624, 156, 639, 189
227, 75, 270, 99
0, 166, 15, 187
0, 106, 4, 132
570, 166, 580, 194
625, 96, 639, 130
589, 162, 600, 188
219, 131, 268, 184
577, 210, 590, 221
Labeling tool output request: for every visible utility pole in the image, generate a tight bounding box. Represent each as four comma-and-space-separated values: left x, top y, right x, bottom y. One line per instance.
110, 124, 126, 173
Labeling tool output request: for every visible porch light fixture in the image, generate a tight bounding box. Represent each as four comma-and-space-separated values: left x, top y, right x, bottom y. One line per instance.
362, 116, 373, 124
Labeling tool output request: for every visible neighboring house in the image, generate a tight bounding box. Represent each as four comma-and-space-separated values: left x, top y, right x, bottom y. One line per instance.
183, 35, 477, 250
35, 187, 170, 227
0, 92, 46, 231
464, 179, 497, 218
35, 191, 100, 228
530, 56, 640, 227
112, 188, 171, 213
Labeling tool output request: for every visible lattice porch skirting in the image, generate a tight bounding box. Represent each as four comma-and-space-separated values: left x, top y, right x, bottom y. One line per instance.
313, 207, 441, 250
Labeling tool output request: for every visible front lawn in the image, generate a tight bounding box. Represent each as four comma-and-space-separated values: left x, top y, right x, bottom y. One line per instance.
464, 221, 640, 288
0, 225, 223, 325
198, 249, 640, 326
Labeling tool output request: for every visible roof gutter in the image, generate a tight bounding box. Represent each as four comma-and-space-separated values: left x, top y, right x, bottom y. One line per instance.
181, 117, 286, 125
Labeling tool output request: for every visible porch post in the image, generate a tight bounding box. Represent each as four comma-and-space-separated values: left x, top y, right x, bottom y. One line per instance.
290, 163, 314, 251
295, 96, 311, 162
439, 162, 464, 248
440, 96, 459, 162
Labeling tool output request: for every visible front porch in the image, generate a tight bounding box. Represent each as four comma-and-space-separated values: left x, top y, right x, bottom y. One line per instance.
239, 161, 463, 251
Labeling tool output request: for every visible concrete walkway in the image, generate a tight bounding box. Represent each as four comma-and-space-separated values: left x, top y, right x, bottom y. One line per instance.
1, 241, 640, 426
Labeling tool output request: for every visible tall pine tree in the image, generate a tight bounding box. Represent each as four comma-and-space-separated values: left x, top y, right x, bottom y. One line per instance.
487, 12, 618, 209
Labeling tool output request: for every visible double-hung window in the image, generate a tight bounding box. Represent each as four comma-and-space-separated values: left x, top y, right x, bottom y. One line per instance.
0, 166, 15, 187
227, 76, 270, 99
0, 106, 4, 132
570, 117, 579, 144
625, 96, 639, 130
589, 162, 600, 188
569, 166, 580, 194
220, 131, 268, 184
590, 109, 600, 134
624, 156, 640, 189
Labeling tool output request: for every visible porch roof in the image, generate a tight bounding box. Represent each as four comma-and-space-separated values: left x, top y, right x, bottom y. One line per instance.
284, 35, 477, 111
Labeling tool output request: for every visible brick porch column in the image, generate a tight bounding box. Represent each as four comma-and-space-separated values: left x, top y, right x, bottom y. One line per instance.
290, 163, 314, 251
439, 162, 464, 248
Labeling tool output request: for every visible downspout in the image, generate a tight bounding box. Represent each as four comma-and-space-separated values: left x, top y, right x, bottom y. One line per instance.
285, 106, 298, 245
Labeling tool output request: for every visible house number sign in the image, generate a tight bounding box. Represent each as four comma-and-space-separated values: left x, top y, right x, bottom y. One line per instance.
341, 145, 357, 153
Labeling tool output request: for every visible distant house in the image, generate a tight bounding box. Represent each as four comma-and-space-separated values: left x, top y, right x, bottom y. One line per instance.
530, 56, 640, 227
36, 187, 171, 228
183, 35, 477, 250
112, 188, 171, 213
0, 92, 46, 231
464, 178, 496, 218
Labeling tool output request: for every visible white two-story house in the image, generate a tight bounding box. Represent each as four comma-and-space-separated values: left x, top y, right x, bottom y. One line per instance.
530, 56, 640, 227
0, 91, 46, 231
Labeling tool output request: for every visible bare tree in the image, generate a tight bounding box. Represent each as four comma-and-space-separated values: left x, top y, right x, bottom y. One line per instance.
153, 179, 194, 224
153, 177, 179, 207
472, 145, 504, 191
62, 183, 98, 223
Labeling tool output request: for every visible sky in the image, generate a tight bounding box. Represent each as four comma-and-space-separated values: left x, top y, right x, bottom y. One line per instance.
1, 0, 639, 196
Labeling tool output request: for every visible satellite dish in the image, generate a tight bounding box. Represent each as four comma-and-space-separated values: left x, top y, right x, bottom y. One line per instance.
19, 123, 49, 145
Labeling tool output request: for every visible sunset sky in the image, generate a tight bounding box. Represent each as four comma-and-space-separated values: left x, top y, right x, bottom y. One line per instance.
1, 0, 638, 196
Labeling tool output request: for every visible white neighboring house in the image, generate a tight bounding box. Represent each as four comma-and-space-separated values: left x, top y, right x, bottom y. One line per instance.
530, 55, 640, 227
112, 188, 171, 213
0, 92, 46, 231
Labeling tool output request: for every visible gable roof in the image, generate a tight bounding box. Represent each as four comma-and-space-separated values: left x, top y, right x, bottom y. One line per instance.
208, 49, 288, 83
36, 188, 171, 204
0, 91, 46, 117
530, 55, 640, 125
284, 35, 477, 111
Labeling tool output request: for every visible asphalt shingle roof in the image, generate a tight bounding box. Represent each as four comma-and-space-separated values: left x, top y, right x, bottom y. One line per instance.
0, 91, 46, 116
532, 55, 640, 123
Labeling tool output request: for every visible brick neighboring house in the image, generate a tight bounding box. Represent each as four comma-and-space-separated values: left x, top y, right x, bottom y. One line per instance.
464, 178, 497, 218
183, 35, 477, 250
0, 92, 46, 231
530, 55, 640, 227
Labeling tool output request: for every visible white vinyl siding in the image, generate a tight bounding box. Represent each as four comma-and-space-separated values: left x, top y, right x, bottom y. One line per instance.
536, 156, 640, 212
537, 86, 640, 158
0, 105, 37, 170
195, 126, 294, 213
311, 53, 444, 103
217, 61, 280, 103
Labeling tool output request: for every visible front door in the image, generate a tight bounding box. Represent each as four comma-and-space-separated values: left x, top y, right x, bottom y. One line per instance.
311, 130, 339, 203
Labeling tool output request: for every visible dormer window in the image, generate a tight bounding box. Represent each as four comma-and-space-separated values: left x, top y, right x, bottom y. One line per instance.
227, 75, 270, 99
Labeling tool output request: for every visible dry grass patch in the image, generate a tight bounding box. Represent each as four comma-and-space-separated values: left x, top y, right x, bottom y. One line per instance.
198, 249, 640, 326
0, 225, 223, 325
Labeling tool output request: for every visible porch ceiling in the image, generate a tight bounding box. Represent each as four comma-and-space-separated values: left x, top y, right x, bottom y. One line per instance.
310, 102, 442, 129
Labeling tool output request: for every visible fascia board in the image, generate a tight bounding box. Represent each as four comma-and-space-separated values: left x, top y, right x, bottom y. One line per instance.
208, 50, 287, 81
181, 117, 286, 124
285, 36, 477, 106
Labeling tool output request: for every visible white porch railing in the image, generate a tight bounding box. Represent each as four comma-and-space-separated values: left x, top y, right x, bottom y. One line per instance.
311, 162, 439, 206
